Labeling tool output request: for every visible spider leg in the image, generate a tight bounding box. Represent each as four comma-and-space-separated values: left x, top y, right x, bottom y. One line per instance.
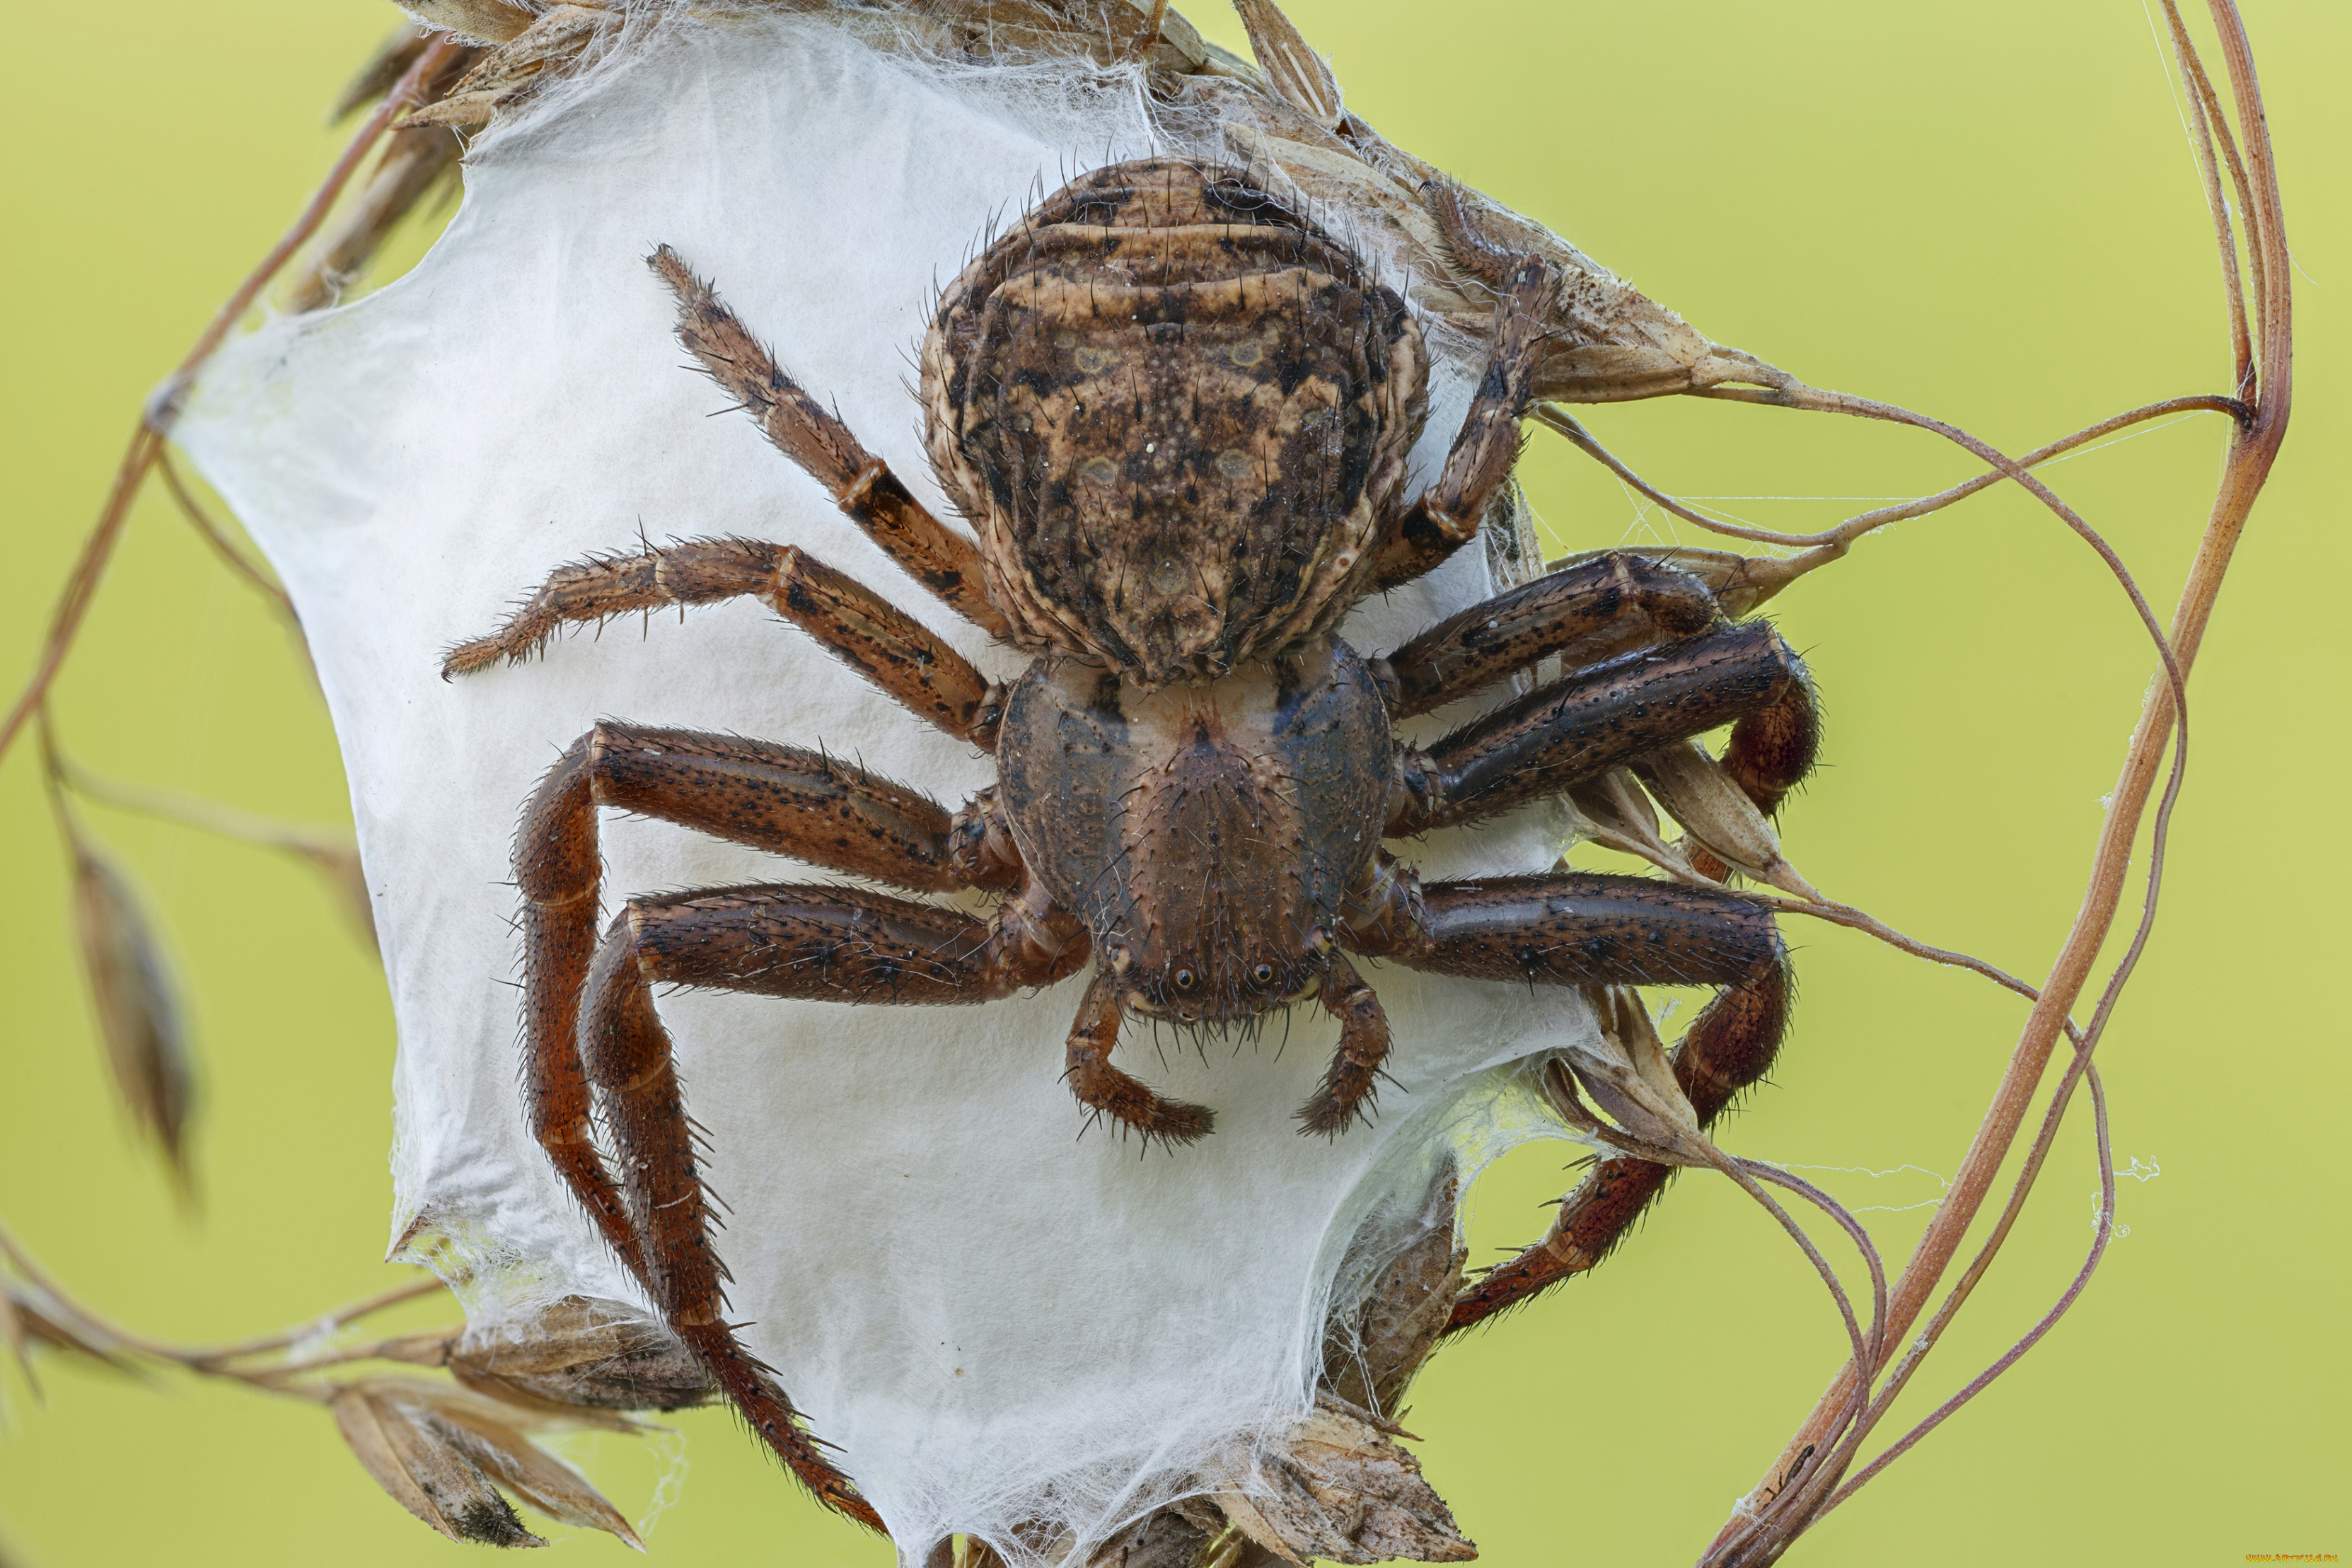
577, 881, 1074, 1528
445, 540, 1005, 746
1063, 972, 1216, 1146
1343, 864, 1790, 1328
1374, 552, 1723, 719
649, 245, 1012, 639
513, 724, 1022, 1289
1366, 240, 1558, 594
1296, 953, 1392, 1135
1387, 621, 1817, 835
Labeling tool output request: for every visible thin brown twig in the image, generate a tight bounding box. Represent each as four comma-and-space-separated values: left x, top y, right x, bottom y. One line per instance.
185, 1276, 453, 1365
0, 33, 458, 772
1691, 373, 2191, 731
0, 426, 162, 772
56, 755, 352, 862
1567, 806, 2136, 1543
1819, 1041, 2116, 1514
2162, 4, 2253, 394
1569, 811, 2092, 1030
2162, 1, 2267, 388
153, 447, 296, 618
1702, 4, 2288, 1558
0, 1214, 451, 1404
1536, 393, 2245, 554
1550, 1068, 1888, 1412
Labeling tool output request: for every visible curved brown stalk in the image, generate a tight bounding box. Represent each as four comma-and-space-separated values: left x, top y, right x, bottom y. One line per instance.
153, 447, 296, 620
0, 1214, 449, 1403
0, 33, 459, 771
1700, 4, 2288, 1560
1536, 393, 2246, 554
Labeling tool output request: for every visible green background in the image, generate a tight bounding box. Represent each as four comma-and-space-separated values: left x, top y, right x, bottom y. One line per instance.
1, 1, 2343, 1563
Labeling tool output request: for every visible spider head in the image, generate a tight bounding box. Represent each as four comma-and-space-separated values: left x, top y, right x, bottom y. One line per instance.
1108, 936, 1331, 1030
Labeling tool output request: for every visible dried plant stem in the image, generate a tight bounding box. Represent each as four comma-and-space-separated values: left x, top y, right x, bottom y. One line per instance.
0, 1214, 451, 1404
1536, 393, 2245, 556
57, 754, 353, 864
0, 426, 162, 771
2162, 0, 2266, 393
1698, 5, 2288, 1560
178, 1277, 453, 1366
1550, 1074, 1889, 1430
153, 447, 296, 620
0, 33, 458, 772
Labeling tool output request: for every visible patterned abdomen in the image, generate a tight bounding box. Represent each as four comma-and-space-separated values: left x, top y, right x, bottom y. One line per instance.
922, 158, 1427, 687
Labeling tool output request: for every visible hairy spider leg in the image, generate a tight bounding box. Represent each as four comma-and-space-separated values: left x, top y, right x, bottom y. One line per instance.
509, 726, 1045, 1519
514, 724, 1012, 1270
1366, 248, 1558, 593
1064, 971, 1217, 1146
1343, 870, 1790, 1330
1384, 552, 1823, 879
575, 882, 1066, 1529
1297, 951, 1394, 1135
444, 538, 1005, 745
573, 883, 1078, 1521
1375, 552, 1725, 719
649, 245, 1015, 640
1387, 621, 1816, 836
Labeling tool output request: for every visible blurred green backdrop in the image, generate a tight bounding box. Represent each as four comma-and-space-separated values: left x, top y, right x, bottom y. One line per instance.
1, 1, 2344, 1564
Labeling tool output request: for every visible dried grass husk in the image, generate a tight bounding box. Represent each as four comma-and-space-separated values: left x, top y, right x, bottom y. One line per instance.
397, 0, 539, 45
67, 842, 195, 1191
331, 1376, 642, 1548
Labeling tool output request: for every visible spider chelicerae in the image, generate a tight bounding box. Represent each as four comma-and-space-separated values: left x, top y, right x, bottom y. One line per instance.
444, 157, 1817, 1516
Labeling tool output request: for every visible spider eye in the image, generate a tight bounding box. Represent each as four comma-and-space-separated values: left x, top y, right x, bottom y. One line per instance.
1173, 968, 1198, 992
1251, 963, 1275, 986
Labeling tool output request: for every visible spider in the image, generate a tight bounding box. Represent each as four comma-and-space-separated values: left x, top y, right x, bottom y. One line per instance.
444, 157, 1818, 1518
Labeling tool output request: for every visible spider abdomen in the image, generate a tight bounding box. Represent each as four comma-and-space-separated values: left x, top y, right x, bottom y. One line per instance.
921, 158, 1427, 687
995, 637, 1391, 1022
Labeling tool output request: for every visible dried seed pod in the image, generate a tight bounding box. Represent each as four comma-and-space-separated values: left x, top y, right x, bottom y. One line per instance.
449, 1295, 713, 1414
1231, 0, 1340, 129
1563, 766, 1693, 875
1539, 988, 1717, 1174
1205, 1400, 1473, 1565
396, 0, 540, 45
68, 842, 195, 1190
332, 25, 438, 122
1565, 987, 1703, 1160
405, 5, 613, 129
330, 1377, 642, 1548
332, 1380, 542, 1547
1632, 739, 1785, 881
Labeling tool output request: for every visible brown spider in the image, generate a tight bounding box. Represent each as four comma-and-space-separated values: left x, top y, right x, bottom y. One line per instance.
443, 158, 1817, 1519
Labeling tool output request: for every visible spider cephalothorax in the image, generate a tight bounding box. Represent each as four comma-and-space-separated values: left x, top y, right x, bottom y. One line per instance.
444, 157, 1819, 1521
